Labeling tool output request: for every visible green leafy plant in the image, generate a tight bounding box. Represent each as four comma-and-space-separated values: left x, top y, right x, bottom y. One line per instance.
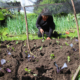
12, 47, 15, 51
50, 53, 55, 59
67, 56, 70, 62
25, 68, 31, 73
16, 41, 18, 44
25, 51, 27, 53
34, 45, 36, 47
42, 39, 44, 42
40, 46, 42, 50
56, 40, 59, 44
33, 74, 37, 76
65, 42, 69, 46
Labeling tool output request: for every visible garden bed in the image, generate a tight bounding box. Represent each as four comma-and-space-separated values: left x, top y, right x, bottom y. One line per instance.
0, 37, 80, 80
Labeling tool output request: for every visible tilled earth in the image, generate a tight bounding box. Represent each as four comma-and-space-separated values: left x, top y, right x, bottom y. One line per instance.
0, 37, 80, 80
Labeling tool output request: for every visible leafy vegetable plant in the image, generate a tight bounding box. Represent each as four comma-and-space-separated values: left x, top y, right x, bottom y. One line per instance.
65, 42, 69, 46
50, 53, 55, 59
25, 68, 31, 73
67, 56, 70, 62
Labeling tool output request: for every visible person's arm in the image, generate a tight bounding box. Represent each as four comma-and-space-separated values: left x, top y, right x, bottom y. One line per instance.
48, 16, 55, 38
36, 14, 42, 29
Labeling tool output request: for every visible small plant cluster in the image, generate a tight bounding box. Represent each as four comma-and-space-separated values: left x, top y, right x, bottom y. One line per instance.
67, 56, 70, 62
40, 46, 42, 50
25, 68, 31, 73
65, 42, 69, 46
50, 53, 55, 59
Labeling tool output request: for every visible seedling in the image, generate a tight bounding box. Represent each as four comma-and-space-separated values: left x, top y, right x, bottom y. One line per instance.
40, 46, 42, 50
42, 39, 44, 42
34, 45, 36, 47
12, 47, 15, 51
7, 45, 10, 48
25, 68, 31, 73
65, 42, 69, 46
56, 40, 59, 44
60, 46, 62, 49
25, 51, 27, 53
58, 37, 59, 39
67, 56, 70, 62
33, 74, 37, 76
24, 43, 26, 46
16, 41, 18, 44
50, 53, 55, 59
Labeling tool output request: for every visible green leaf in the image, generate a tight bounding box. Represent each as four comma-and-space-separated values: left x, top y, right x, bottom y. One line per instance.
0, 12, 5, 20
25, 68, 28, 71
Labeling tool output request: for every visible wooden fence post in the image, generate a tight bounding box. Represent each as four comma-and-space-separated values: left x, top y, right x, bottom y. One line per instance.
71, 0, 80, 56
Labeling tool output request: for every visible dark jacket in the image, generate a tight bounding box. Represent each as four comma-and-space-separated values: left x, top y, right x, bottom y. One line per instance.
36, 14, 55, 37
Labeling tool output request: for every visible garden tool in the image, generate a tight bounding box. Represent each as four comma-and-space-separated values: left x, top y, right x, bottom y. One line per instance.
42, 32, 44, 40
54, 62, 61, 73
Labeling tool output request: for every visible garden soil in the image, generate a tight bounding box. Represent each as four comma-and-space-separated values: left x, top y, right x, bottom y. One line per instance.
0, 37, 80, 80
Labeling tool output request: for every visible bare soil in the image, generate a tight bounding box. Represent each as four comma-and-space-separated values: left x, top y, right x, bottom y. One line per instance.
0, 37, 80, 80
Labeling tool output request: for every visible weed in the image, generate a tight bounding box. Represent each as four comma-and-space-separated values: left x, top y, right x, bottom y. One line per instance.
67, 56, 70, 62
25, 68, 31, 74
50, 53, 55, 59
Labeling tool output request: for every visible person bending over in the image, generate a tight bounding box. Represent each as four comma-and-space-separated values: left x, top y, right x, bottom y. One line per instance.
36, 9, 55, 40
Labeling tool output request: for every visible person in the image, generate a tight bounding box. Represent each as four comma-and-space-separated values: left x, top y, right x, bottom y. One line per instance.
36, 8, 55, 40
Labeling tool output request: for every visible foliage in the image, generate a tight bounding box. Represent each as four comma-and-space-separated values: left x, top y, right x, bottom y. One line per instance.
65, 42, 69, 46
50, 53, 55, 59
67, 56, 70, 62
25, 68, 31, 74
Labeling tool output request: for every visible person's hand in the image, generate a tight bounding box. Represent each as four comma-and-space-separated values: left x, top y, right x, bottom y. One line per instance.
46, 37, 51, 40
40, 29, 44, 34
